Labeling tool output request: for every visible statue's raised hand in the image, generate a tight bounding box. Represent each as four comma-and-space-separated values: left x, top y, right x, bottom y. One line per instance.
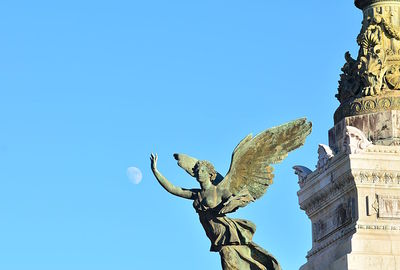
150, 153, 196, 200
150, 153, 158, 171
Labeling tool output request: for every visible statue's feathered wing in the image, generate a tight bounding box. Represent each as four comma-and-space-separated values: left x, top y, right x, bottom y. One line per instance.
173, 118, 311, 213
220, 118, 312, 201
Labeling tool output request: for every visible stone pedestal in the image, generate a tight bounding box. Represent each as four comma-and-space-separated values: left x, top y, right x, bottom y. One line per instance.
296, 0, 400, 268
296, 124, 400, 270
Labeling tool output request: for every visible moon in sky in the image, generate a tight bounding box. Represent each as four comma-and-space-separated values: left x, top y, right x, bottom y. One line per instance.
127, 167, 143, 184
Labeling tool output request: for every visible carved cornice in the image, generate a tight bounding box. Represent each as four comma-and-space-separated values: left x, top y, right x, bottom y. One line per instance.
307, 226, 356, 258
298, 152, 348, 196
301, 172, 355, 216
301, 168, 400, 216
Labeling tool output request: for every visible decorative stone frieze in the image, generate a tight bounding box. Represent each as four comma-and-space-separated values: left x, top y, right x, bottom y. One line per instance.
377, 194, 400, 218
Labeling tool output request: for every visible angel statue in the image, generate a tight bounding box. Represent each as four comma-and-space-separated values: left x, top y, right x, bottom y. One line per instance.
150, 118, 312, 270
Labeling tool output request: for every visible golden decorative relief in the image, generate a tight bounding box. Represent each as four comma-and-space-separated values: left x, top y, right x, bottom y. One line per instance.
385, 65, 400, 88
336, 5, 400, 106
365, 99, 376, 110
334, 93, 400, 123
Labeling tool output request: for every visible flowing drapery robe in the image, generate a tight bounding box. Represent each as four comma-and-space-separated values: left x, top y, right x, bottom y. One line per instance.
193, 191, 281, 270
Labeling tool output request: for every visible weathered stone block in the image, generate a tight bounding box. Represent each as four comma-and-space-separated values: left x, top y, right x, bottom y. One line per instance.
330, 111, 400, 149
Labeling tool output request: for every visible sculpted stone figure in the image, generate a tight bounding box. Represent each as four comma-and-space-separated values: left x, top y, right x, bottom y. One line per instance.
150, 118, 312, 270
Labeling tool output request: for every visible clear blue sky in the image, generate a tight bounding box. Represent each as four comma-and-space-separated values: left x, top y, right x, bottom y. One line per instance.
0, 1, 361, 269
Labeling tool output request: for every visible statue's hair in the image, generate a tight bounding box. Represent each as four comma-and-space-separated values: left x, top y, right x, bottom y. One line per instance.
194, 160, 217, 181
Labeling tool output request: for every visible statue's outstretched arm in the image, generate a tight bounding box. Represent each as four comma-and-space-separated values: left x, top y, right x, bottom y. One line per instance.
150, 153, 197, 200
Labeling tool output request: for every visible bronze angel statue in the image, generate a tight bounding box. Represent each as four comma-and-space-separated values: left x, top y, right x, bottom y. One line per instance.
150, 118, 312, 270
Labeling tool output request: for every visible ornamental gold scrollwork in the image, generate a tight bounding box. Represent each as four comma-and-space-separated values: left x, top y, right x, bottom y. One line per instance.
378, 97, 391, 108
350, 102, 363, 113
364, 99, 376, 110
384, 65, 400, 89
334, 94, 400, 123
336, 12, 400, 103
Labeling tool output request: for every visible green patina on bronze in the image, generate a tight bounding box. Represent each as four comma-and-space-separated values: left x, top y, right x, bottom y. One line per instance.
150, 118, 312, 270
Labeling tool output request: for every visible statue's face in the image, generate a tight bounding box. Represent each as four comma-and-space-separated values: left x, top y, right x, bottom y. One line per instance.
197, 165, 211, 183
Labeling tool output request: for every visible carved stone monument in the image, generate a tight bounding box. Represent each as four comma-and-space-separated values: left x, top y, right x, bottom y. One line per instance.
295, 0, 400, 269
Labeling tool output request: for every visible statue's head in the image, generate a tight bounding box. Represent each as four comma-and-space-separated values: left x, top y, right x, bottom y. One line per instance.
194, 160, 217, 183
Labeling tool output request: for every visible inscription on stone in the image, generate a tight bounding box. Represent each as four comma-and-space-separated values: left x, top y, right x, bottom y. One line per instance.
378, 195, 400, 219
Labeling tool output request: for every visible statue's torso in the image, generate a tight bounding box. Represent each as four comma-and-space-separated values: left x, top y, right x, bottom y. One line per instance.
193, 191, 255, 252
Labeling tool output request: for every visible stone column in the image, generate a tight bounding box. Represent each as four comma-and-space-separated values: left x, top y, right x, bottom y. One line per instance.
296, 1, 400, 269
